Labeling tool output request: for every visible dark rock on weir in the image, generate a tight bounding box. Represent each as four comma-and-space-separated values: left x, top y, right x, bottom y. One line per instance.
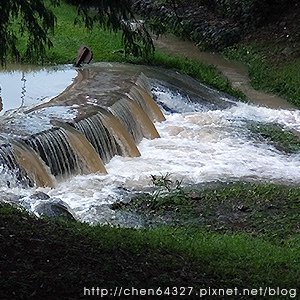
74, 45, 93, 67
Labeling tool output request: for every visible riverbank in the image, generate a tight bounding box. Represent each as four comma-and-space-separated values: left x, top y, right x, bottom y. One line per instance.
114, 180, 300, 243
153, 35, 296, 109
223, 45, 300, 108
1, 181, 300, 299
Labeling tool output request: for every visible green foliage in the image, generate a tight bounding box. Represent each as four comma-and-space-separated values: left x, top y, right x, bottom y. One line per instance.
2, 201, 300, 295
190, 182, 300, 242
138, 0, 298, 51
146, 0, 189, 38
41, 1, 125, 64
0, 0, 154, 65
122, 180, 300, 243
0, 0, 59, 65
138, 0, 243, 51
148, 174, 190, 210
113, 174, 195, 220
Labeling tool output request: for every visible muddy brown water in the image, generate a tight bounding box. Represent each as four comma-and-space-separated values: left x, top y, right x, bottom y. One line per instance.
154, 35, 296, 110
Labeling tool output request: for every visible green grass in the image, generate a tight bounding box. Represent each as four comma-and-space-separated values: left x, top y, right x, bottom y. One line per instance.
1, 203, 300, 299
45, 1, 125, 64
9, 1, 125, 65
117, 180, 300, 243
224, 45, 300, 107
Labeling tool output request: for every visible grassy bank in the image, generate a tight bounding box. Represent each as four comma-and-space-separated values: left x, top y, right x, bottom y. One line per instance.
1, 201, 299, 299
115, 180, 300, 244
224, 45, 300, 107
150, 52, 245, 99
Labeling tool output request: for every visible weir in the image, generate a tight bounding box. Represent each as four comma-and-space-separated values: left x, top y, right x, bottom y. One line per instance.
0, 68, 164, 187
1, 62, 299, 224
12, 140, 55, 188
52, 121, 107, 174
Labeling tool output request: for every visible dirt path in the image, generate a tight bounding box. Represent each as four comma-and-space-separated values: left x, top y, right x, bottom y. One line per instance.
154, 35, 295, 110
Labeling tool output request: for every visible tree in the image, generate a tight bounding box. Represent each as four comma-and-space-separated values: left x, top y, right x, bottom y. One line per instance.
65, 0, 154, 59
0, 0, 59, 65
0, 0, 154, 66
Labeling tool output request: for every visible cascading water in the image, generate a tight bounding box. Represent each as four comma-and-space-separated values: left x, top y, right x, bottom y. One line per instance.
0, 143, 32, 187
25, 128, 80, 179
0, 62, 299, 225
74, 113, 122, 163
109, 99, 145, 144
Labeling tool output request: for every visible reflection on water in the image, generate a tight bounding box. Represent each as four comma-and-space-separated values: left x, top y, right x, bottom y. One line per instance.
0, 64, 77, 115
20, 72, 26, 110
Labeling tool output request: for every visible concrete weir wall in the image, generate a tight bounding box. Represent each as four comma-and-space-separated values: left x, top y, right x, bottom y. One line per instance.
0, 63, 165, 188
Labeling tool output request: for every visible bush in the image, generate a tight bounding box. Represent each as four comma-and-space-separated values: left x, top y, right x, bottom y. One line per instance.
134, 0, 298, 50
213, 0, 297, 29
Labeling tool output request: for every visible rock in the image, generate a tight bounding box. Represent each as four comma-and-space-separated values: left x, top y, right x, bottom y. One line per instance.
34, 199, 76, 221
0, 192, 24, 204
30, 192, 51, 200
74, 45, 93, 67
81, 204, 145, 228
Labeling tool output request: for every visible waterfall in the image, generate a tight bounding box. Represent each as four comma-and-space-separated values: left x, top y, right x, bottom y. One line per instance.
0, 142, 33, 187
91, 107, 141, 158
74, 113, 121, 163
0, 72, 165, 187
12, 140, 55, 188
109, 98, 146, 143
25, 128, 80, 179
128, 84, 166, 122
51, 120, 107, 174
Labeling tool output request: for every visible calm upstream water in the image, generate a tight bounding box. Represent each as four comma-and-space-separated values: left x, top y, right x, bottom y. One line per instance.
0, 64, 77, 115
0, 63, 299, 225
